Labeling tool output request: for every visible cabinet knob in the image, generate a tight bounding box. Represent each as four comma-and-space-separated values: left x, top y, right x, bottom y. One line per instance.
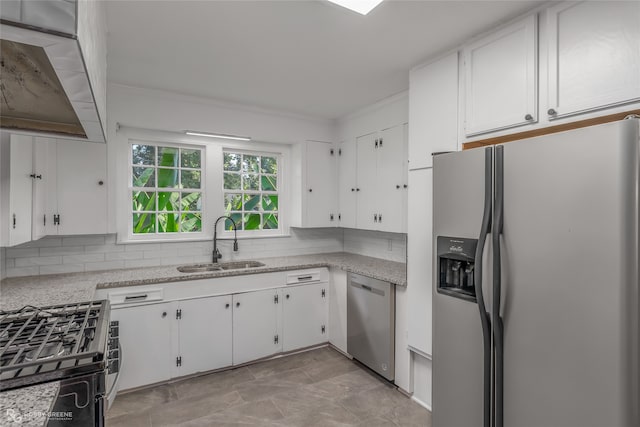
161, 312, 167, 318
98, 180, 104, 186
308, 189, 312, 192
351, 188, 355, 192
396, 185, 400, 189
225, 303, 230, 309
236, 302, 240, 308
286, 294, 290, 299
403, 184, 408, 189
524, 114, 533, 121
356, 188, 360, 192
547, 108, 557, 116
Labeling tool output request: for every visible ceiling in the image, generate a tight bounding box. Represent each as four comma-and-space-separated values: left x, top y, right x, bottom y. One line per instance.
107, 0, 543, 120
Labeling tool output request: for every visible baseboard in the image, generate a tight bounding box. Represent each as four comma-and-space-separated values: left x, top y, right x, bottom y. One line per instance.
411, 395, 432, 412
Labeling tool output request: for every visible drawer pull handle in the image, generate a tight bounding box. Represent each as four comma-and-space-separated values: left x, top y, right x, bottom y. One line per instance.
125, 294, 148, 301
297, 276, 313, 281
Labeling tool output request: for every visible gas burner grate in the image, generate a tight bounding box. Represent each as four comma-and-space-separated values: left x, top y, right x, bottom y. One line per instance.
0, 301, 109, 391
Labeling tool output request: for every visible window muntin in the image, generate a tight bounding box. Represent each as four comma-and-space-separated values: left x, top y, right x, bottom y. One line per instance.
223, 151, 279, 231
130, 142, 203, 235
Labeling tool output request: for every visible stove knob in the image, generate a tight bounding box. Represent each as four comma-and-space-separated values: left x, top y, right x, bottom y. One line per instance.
108, 349, 120, 359
108, 338, 119, 349
108, 359, 119, 374
109, 324, 119, 338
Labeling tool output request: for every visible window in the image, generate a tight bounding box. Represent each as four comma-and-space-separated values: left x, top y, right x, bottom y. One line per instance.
223, 151, 279, 232
130, 142, 203, 235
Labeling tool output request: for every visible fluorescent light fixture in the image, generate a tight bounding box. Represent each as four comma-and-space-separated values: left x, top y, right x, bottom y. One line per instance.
327, 0, 384, 15
185, 131, 251, 141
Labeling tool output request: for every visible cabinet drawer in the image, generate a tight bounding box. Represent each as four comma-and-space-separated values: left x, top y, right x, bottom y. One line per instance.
108, 288, 164, 306
286, 269, 326, 285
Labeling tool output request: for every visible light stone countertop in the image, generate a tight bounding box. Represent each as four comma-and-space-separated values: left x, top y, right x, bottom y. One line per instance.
0, 252, 406, 426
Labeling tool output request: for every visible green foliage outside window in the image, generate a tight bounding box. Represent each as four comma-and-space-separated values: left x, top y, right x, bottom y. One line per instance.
131, 143, 203, 234
223, 152, 279, 231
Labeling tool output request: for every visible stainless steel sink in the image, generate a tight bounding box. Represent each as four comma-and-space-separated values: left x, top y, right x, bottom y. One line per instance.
177, 261, 265, 273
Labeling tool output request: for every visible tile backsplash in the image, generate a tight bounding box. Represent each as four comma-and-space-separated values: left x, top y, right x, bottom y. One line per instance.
1, 228, 406, 278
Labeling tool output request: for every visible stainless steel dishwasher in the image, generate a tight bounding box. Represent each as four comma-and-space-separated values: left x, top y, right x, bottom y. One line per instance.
347, 272, 395, 381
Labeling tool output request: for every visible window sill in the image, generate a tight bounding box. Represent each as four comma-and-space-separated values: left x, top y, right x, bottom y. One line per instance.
117, 233, 291, 244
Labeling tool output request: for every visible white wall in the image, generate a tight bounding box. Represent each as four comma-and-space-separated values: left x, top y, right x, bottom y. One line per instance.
106, 83, 336, 235
77, 0, 108, 136
3, 228, 344, 278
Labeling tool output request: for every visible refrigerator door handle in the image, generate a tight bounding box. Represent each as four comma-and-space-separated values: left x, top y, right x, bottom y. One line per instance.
493, 145, 505, 427
474, 146, 493, 427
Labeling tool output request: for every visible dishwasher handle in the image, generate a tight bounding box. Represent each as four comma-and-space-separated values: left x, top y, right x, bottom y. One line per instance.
349, 281, 385, 296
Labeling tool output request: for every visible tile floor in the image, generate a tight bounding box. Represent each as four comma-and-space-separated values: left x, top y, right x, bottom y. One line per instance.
106, 346, 432, 426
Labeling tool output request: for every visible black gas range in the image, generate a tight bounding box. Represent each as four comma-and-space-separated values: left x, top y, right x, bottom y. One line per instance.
0, 301, 119, 426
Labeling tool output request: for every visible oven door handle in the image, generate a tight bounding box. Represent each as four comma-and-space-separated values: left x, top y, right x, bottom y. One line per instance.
106, 342, 121, 409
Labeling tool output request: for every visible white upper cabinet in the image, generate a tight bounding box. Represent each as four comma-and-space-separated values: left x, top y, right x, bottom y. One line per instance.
463, 15, 538, 136
546, 1, 640, 119
291, 140, 337, 228
409, 52, 459, 169
8, 135, 34, 247
51, 140, 107, 235
355, 125, 408, 233
337, 140, 357, 229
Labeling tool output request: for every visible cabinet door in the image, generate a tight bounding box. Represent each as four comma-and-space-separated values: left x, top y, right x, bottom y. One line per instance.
282, 283, 328, 352
55, 140, 107, 235
356, 132, 378, 230
305, 141, 337, 227
31, 139, 50, 240
376, 124, 407, 233
409, 52, 459, 169
232, 289, 281, 365
464, 15, 538, 136
337, 140, 357, 229
111, 303, 172, 391
547, 1, 640, 118
329, 268, 348, 353
176, 295, 232, 377
9, 135, 33, 246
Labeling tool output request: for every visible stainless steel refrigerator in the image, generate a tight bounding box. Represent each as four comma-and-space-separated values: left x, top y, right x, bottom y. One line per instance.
432, 118, 639, 427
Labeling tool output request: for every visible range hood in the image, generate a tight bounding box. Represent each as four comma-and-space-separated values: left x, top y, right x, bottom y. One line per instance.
0, 0, 106, 142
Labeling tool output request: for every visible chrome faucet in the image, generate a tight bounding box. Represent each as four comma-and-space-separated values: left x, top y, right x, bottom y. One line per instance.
213, 215, 239, 263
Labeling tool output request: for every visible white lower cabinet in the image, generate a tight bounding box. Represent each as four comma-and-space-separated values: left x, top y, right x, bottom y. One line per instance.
232, 289, 282, 365
111, 302, 173, 391
174, 295, 233, 377
282, 283, 328, 352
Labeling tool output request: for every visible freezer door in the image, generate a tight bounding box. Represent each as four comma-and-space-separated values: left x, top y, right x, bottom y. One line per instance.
499, 119, 639, 427
433, 147, 492, 427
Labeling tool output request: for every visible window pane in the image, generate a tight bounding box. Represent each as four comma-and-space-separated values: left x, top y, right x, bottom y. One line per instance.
180, 213, 202, 232
242, 174, 259, 190
133, 213, 156, 234
263, 213, 278, 229
224, 173, 241, 190
226, 213, 243, 230
157, 146, 179, 167
158, 192, 180, 211
132, 144, 155, 165
132, 191, 156, 211
243, 194, 260, 211
224, 193, 242, 211
244, 213, 261, 230
261, 156, 277, 174
157, 168, 179, 188
181, 170, 201, 189
261, 175, 277, 191
181, 148, 201, 168
132, 167, 155, 188
157, 212, 179, 233
182, 192, 202, 211
242, 155, 260, 173
224, 153, 241, 171
262, 195, 278, 211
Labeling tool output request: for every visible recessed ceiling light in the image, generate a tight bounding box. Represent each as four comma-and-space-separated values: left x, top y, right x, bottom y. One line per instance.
327, 0, 384, 15
185, 131, 251, 141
